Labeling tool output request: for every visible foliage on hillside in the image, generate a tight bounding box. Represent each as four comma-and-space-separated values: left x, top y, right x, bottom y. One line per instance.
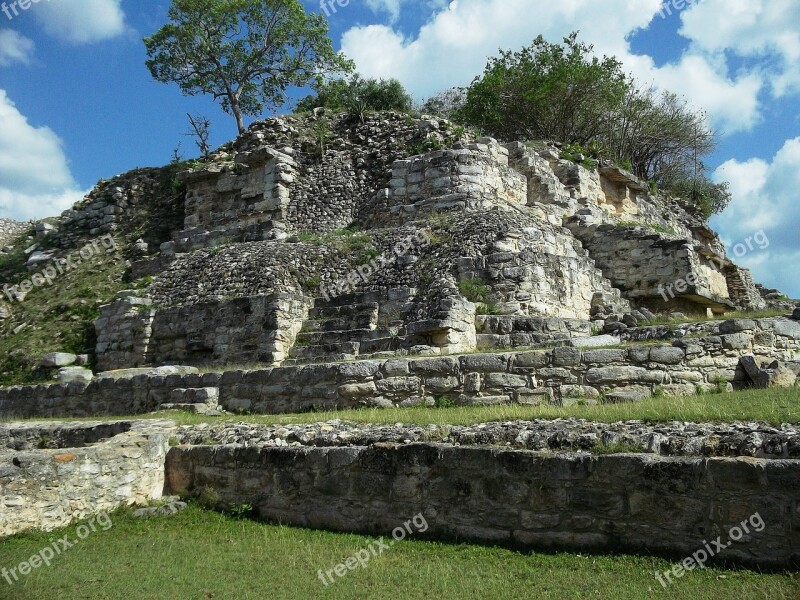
450, 32, 729, 217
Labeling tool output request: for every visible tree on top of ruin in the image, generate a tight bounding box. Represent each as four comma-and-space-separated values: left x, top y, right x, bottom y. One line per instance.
144, 0, 353, 134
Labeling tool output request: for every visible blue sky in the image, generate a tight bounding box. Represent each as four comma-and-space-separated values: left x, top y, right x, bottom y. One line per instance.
0, 0, 798, 296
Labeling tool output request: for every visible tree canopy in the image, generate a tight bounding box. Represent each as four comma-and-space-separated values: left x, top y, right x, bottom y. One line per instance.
453, 32, 729, 217
296, 74, 413, 116
144, 0, 352, 134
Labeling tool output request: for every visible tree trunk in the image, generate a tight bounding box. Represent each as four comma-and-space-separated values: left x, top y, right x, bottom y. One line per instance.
231, 98, 245, 135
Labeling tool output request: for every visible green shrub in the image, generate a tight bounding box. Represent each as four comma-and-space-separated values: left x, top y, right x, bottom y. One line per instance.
458, 278, 492, 303
434, 396, 456, 409
297, 74, 413, 116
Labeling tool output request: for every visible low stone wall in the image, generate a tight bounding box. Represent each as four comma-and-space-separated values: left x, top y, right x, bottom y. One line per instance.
2, 318, 797, 419
0, 420, 174, 536
165, 442, 800, 568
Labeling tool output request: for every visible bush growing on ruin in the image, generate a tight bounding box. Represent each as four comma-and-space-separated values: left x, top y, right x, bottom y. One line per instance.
419, 87, 467, 120
296, 74, 414, 118
455, 32, 729, 217
457, 32, 628, 145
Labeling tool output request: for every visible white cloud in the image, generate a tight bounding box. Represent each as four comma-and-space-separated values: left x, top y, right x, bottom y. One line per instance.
0, 90, 86, 221
339, 0, 767, 135
342, 0, 665, 99
680, 0, 800, 96
712, 137, 800, 297
34, 0, 126, 44
365, 0, 404, 22
0, 29, 34, 65
633, 55, 764, 134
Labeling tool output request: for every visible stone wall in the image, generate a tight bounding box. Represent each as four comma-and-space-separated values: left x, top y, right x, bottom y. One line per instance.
164, 112, 456, 253
566, 223, 734, 314
168, 149, 296, 253
96, 293, 310, 370
0, 420, 173, 536
55, 167, 185, 253
95, 293, 156, 371
375, 139, 527, 221
0, 218, 28, 248
165, 442, 800, 569
3, 318, 798, 419
455, 223, 631, 319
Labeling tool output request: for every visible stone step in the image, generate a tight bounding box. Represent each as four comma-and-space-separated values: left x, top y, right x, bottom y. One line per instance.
295, 327, 404, 346
476, 316, 592, 336
168, 387, 220, 405
158, 403, 223, 416
288, 341, 361, 359
358, 336, 406, 354
308, 302, 380, 320
476, 333, 573, 351
283, 352, 358, 366
302, 314, 377, 332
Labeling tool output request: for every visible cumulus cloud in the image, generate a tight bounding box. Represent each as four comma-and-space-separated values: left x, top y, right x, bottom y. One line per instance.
631, 55, 764, 134
712, 137, 800, 297
0, 90, 86, 221
680, 0, 800, 96
0, 29, 34, 65
365, 0, 404, 22
339, 0, 769, 135
34, 0, 126, 44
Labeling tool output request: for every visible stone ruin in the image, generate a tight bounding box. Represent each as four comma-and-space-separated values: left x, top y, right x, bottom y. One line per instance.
69, 111, 766, 372
2, 112, 799, 570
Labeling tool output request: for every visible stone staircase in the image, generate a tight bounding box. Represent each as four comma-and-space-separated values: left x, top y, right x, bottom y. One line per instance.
285, 291, 421, 365
475, 315, 593, 350
505, 142, 574, 209
165, 219, 285, 254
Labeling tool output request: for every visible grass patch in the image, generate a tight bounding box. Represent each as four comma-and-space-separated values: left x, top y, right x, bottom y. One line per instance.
0, 504, 796, 600
0, 249, 128, 386
641, 308, 790, 327
26, 387, 795, 429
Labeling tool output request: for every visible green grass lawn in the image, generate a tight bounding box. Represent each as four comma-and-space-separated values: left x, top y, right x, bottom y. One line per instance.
137, 387, 800, 428
0, 505, 797, 600
4, 387, 799, 428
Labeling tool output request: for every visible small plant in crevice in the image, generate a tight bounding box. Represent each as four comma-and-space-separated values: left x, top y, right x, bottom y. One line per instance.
434, 395, 456, 409
458, 278, 491, 303
304, 274, 322, 289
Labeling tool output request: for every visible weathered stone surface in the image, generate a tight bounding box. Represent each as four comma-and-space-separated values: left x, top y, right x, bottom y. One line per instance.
585, 366, 650, 385
721, 333, 753, 350
570, 335, 620, 349
719, 319, 757, 334
40, 353, 78, 368
769, 319, 800, 340
1, 420, 174, 537
581, 349, 626, 365
56, 367, 93, 384
166, 440, 800, 569
648, 346, 685, 365
3, 317, 800, 418
97, 366, 200, 379
552, 347, 581, 367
